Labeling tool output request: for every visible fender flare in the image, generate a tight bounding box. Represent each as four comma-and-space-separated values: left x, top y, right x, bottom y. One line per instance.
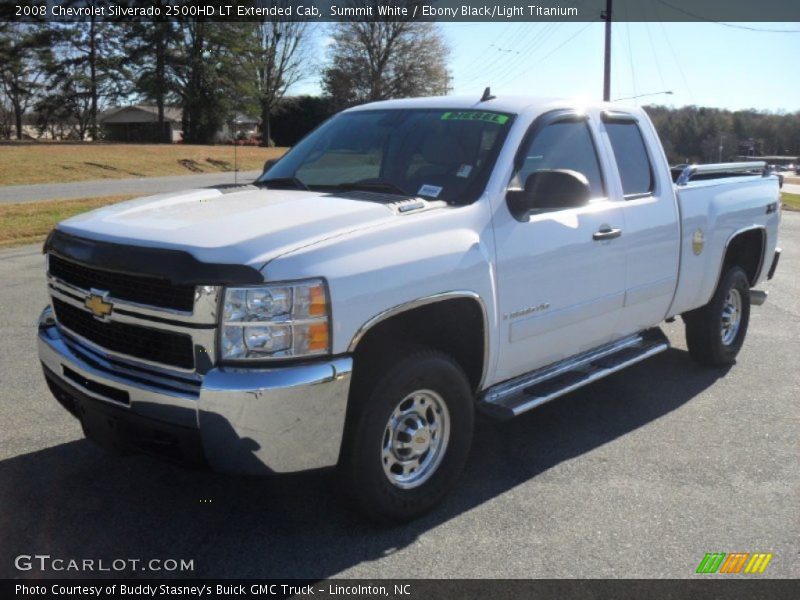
346, 291, 491, 390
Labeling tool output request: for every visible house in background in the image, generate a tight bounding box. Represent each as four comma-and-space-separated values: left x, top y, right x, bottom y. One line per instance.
100, 105, 260, 143
100, 105, 183, 143
228, 114, 260, 140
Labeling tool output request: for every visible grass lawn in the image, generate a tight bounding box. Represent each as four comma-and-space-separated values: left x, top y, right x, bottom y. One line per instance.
0, 143, 286, 186
781, 192, 800, 211
0, 195, 137, 247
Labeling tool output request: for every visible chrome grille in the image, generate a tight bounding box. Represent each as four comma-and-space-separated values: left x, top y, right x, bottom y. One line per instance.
47, 255, 220, 377
52, 298, 195, 370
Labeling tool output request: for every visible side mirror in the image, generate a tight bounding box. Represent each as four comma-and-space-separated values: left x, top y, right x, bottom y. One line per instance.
262, 158, 279, 174
506, 169, 591, 220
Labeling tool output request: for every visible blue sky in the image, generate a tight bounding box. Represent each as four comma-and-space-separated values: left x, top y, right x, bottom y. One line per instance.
295, 22, 800, 112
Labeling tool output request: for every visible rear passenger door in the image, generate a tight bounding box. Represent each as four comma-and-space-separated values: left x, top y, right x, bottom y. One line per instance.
599, 111, 680, 333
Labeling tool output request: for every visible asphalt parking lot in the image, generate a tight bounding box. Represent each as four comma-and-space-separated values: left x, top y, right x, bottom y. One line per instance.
0, 214, 798, 579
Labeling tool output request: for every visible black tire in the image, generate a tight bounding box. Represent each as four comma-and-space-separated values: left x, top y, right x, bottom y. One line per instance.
684, 266, 751, 366
339, 349, 474, 523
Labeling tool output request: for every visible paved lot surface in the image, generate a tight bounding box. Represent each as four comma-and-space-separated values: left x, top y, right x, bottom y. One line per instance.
0, 215, 797, 579
0, 170, 262, 204
783, 182, 800, 195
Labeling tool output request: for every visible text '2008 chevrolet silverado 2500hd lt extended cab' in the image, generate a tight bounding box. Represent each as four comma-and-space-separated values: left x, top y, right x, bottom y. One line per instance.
38, 95, 781, 522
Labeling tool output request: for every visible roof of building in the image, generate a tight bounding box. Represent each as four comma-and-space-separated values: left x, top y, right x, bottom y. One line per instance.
100, 105, 260, 127
99, 105, 183, 124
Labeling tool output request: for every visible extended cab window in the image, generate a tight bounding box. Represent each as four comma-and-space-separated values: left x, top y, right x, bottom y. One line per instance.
605, 121, 654, 197
517, 120, 605, 199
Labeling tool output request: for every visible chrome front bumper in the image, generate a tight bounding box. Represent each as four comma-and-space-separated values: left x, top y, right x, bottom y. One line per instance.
38, 306, 353, 474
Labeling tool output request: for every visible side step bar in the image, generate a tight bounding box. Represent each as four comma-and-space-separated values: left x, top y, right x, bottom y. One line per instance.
479, 329, 669, 421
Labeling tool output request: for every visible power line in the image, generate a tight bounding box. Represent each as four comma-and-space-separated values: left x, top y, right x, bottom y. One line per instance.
461, 22, 555, 89
451, 24, 513, 82
655, 10, 695, 104
493, 22, 595, 89
499, 23, 561, 71
653, 0, 800, 33
526, 23, 594, 70
489, 23, 565, 88
495, 22, 532, 53
458, 0, 594, 92
458, 23, 533, 85
624, 2, 638, 104
644, 21, 666, 90
457, 23, 539, 87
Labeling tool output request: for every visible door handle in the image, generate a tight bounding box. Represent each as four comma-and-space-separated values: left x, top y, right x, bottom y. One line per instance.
593, 226, 622, 241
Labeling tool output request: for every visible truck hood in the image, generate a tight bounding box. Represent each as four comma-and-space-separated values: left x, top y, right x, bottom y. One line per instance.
57, 186, 400, 268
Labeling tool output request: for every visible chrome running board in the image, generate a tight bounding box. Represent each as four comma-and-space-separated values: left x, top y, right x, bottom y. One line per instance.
479, 329, 669, 421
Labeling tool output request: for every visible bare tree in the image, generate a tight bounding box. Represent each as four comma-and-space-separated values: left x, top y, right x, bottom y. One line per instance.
323, 2, 449, 109
239, 13, 312, 146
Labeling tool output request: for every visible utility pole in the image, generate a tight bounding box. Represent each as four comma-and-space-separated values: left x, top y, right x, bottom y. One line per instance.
602, 0, 613, 101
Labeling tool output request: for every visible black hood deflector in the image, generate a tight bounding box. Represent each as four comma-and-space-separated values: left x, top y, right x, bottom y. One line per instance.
44, 229, 264, 286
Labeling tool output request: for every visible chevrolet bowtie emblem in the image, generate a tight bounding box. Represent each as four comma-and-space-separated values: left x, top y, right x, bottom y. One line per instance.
85, 291, 113, 319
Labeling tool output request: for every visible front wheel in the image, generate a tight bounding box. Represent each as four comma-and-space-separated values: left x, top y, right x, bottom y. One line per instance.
339, 349, 474, 523
684, 266, 751, 366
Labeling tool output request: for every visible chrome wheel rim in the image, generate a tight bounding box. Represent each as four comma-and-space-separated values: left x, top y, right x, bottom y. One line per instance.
382, 389, 450, 489
721, 288, 742, 346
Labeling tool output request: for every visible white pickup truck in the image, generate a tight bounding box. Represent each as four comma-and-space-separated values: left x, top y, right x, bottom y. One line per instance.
38, 95, 781, 522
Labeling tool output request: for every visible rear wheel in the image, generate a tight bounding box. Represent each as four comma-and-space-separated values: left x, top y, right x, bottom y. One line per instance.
339, 349, 474, 523
684, 266, 751, 366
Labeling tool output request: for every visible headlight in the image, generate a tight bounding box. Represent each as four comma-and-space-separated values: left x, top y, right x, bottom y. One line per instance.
221, 279, 330, 361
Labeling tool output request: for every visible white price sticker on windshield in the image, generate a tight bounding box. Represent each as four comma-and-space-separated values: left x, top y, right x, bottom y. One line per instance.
418, 184, 443, 198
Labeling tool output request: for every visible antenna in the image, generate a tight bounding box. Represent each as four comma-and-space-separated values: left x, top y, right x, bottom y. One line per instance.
480, 87, 496, 102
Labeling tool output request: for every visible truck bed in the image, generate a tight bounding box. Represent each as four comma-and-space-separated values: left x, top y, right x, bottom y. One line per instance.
668, 163, 781, 317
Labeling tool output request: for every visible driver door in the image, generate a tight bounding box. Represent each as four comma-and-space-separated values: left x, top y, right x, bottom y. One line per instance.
492, 111, 628, 382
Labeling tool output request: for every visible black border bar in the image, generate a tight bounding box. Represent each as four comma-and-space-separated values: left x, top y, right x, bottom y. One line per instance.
3, 579, 800, 600
3, 0, 800, 23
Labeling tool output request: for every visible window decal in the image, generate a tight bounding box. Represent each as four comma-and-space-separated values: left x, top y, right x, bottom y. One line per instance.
441, 111, 509, 125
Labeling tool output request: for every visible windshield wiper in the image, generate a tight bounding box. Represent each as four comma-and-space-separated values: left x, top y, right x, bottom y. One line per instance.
334, 180, 410, 197
257, 176, 309, 191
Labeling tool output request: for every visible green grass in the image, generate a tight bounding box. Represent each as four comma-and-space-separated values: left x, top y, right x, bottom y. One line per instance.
0, 143, 286, 186
0, 195, 137, 247
781, 192, 800, 211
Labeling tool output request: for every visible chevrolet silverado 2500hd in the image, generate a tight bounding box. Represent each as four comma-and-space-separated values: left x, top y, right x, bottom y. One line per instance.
38, 96, 781, 522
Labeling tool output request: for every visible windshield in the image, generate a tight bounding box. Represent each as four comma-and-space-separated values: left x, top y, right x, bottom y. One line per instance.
258, 108, 515, 204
